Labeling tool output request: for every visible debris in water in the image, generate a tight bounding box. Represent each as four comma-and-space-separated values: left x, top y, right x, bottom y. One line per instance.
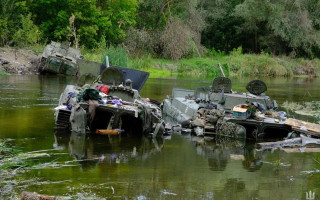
21, 191, 63, 200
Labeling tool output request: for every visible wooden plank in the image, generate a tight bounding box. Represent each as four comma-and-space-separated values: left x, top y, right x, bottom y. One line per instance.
292, 127, 320, 137
285, 118, 320, 133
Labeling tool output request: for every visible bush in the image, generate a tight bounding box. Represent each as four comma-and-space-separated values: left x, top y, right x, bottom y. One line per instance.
205, 48, 226, 58
160, 18, 203, 60
125, 28, 153, 57
12, 14, 41, 47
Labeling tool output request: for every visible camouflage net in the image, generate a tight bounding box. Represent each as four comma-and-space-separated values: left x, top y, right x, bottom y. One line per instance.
191, 108, 246, 138
215, 119, 245, 138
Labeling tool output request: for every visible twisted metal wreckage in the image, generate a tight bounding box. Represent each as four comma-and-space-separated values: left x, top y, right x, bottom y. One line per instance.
54, 66, 165, 137
39, 42, 164, 137
43, 41, 320, 149
162, 77, 320, 149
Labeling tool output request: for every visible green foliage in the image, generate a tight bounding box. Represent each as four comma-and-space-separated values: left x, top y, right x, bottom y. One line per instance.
226, 54, 293, 77
135, 0, 165, 29
102, 46, 128, 67
0, 70, 9, 76
1, 160, 35, 170
0, 17, 9, 46
105, 0, 138, 44
133, 0, 205, 60
1, 140, 49, 170
13, 13, 41, 47
205, 48, 226, 58
0, 140, 20, 160
0, 0, 30, 45
233, 0, 320, 57
201, 0, 246, 53
125, 27, 153, 57
124, 53, 317, 78
230, 46, 243, 56
177, 58, 229, 77
1, 0, 319, 60
274, 159, 281, 169
27, 0, 137, 48
129, 55, 153, 70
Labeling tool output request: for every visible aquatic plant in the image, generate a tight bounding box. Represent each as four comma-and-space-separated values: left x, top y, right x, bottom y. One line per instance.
274, 159, 282, 168
0, 140, 51, 170
282, 101, 320, 122
0, 140, 19, 159
0, 70, 9, 76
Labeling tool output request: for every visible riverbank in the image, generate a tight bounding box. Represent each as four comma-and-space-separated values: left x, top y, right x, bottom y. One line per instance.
0, 47, 41, 75
128, 56, 320, 78
1, 45, 319, 78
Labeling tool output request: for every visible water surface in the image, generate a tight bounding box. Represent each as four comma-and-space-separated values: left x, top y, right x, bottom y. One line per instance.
0, 75, 320, 199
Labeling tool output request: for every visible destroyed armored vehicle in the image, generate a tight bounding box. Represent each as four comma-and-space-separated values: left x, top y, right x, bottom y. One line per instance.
39, 41, 83, 76
162, 77, 293, 139
54, 66, 164, 137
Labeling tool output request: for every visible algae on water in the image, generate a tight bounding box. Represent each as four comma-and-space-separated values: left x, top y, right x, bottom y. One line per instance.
282, 101, 320, 124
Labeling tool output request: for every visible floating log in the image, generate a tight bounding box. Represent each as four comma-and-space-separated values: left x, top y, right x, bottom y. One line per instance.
258, 135, 320, 150
258, 137, 302, 149
282, 148, 320, 153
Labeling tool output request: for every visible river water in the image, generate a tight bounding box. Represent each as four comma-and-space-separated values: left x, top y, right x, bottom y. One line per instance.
0, 75, 320, 199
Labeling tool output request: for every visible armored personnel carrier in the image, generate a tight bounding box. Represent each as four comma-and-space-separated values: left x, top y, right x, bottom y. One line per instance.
39, 41, 83, 76
55, 66, 164, 138
162, 77, 291, 139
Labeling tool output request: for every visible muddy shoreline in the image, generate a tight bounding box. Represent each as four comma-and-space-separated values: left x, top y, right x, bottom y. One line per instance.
0, 47, 41, 75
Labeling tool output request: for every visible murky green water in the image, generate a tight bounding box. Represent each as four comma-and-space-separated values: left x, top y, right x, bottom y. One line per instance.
1, 75, 320, 199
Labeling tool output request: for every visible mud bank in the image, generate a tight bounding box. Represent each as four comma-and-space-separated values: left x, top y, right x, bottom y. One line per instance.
0, 47, 40, 75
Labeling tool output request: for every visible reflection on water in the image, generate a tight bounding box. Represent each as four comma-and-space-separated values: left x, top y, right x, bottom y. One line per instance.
188, 136, 265, 172
1, 75, 320, 199
54, 131, 164, 170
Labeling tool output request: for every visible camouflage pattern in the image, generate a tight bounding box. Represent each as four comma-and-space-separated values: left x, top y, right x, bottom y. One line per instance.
190, 108, 246, 138
39, 41, 83, 76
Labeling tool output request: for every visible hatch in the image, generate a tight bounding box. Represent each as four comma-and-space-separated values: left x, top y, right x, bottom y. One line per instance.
212, 77, 232, 93
100, 67, 123, 86
246, 80, 267, 95
100, 66, 149, 91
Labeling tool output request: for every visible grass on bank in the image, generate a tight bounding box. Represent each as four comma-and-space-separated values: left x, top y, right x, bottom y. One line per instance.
15, 44, 320, 79
128, 55, 320, 78
90, 46, 319, 78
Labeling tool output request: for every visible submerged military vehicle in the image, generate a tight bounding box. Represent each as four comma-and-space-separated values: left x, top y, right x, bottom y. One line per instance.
55, 66, 165, 138
39, 41, 83, 76
162, 77, 292, 139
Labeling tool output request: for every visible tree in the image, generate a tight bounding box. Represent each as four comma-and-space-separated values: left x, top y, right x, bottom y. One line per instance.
13, 13, 41, 46
0, 0, 30, 45
130, 0, 205, 59
233, 0, 320, 57
0, 17, 9, 46
201, 0, 245, 53
27, 0, 138, 48
103, 0, 138, 44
